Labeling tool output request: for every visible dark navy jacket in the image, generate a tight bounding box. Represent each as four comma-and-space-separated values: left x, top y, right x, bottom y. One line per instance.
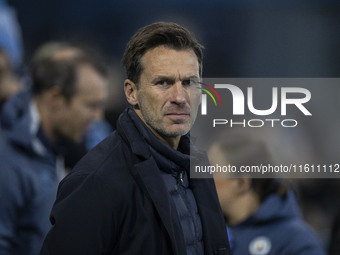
0, 91, 60, 255
228, 190, 325, 255
40, 108, 230, 255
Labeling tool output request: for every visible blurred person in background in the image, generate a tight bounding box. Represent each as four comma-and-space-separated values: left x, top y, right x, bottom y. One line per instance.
0, 0, 23, 109
0, 43, 108, 255
40, 22, 230, 255
209, 132, 325, 255
0, 48, 22, 109
30, 41, 112, 169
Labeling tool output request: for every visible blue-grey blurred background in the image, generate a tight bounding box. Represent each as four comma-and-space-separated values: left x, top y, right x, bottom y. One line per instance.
5, 0, 340, 251
8, 0, 340, 77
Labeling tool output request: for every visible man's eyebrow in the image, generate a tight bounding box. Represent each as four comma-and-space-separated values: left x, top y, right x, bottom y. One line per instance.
185, 75, 200, 80
179, 73, 200, 79
150, 75, 176, 83
150, 75, 200, 84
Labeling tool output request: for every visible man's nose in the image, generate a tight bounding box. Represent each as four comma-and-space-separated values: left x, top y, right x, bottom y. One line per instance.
170, 82, 186, 104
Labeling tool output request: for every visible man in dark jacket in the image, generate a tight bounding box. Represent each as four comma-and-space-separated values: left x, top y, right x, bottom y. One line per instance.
0, 46, 108, 255
210, 133, 325, 255
40, 22, 230, 255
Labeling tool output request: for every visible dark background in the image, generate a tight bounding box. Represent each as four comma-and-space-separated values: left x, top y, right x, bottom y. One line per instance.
7, 0, 340, 250
8, 0, 340, 78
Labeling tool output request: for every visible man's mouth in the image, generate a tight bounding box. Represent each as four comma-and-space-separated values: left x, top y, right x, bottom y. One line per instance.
165, 113, 190, 122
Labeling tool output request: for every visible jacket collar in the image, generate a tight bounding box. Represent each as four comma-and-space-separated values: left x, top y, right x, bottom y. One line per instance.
1, 90, 66, 159
235, 189, 300, 227
116, 108, 151, 159
116, 108, 187, 254
1, 90, 40, 154
128, 108, 190, 173
116, 108, 230, 254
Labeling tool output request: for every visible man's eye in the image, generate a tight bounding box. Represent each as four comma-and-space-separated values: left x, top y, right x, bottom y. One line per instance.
156, 80, 169, 86
182, 79, 197, 86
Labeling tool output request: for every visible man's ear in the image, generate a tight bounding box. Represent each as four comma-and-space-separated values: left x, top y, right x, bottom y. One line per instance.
44, 86, 65, 110
124, 79, 138, 106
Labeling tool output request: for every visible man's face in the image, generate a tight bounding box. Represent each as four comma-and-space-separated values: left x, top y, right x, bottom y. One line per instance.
54, 64, 107, 143
132, 46, 201, 144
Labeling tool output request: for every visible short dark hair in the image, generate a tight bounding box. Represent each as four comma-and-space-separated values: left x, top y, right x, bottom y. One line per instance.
31, 53, 107, 100
122, 22, 203, 84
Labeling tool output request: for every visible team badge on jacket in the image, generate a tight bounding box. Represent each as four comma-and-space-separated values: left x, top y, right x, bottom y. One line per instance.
249, 236, 272, 255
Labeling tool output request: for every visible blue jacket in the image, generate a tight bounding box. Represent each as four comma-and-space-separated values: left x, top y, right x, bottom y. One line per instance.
0, 0, 23, 69
40, 108, 230, 255
228, 190, 325, 255
0, 91, 60, 255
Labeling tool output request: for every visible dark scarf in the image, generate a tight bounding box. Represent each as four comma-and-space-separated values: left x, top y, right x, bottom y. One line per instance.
127, 108, 190, 176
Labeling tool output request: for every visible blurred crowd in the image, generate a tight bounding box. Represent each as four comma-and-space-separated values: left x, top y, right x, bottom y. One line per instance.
0, 0, 339, 254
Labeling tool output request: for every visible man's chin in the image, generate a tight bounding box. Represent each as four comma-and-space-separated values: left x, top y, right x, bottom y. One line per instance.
161, 126, 190, 138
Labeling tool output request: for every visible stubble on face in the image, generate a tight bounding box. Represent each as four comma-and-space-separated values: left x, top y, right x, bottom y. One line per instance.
134, 46, 201, 148
137, 90, 190, 138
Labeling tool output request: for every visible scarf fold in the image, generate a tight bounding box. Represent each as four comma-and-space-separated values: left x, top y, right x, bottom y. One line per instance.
127, 108, 190, 175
